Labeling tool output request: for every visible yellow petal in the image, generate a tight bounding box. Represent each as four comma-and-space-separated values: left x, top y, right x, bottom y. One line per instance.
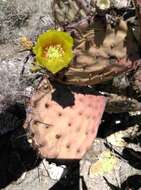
32, 30, 74, 74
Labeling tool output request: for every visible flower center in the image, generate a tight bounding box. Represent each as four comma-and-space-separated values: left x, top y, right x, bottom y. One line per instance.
44, 44, 64, 59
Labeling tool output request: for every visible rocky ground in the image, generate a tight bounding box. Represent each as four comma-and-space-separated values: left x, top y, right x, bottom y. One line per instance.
1, 0, 141, 189
0, 109, 141, 190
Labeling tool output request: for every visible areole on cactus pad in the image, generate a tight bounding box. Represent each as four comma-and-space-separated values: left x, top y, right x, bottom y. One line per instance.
23, 78, 106, 159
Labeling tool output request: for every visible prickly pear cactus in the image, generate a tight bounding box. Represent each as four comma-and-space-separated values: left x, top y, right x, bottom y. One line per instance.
53, 0, 95, 43
54, 18, 133, 86
23, 78, 106, 159
53, 0, 94, 25
51, 0, 137, 86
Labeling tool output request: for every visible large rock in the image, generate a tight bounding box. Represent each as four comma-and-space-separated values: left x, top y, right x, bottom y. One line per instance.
0, 0, 54, 112
0, 0, 53, 44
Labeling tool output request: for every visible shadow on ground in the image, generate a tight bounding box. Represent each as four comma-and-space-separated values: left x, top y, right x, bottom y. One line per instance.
97, 112, 141, 138
0, 103, 86, 190
47, 159, 81, 190
47, 160, 88, 190
104, 175, 141, 190
0, 103, 41, 188
0, 103, 141, 189
99, 112, 141, 189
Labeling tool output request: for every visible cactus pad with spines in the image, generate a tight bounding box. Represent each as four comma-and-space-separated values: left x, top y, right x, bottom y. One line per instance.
53, 0, 137, 86
23, 78, 106, 159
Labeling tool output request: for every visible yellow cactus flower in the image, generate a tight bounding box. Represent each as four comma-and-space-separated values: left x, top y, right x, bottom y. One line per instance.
32, 30, 74, 74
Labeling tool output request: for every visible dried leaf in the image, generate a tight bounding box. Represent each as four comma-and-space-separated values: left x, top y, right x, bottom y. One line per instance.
89, 150, 117, 177
107, 131, 127, 147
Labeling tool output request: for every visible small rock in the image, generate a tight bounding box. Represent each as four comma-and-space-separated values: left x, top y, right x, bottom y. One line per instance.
25, 86, 34, 97
106, 131, 127, 147
47, 163, 66, 181
80, 160, 91, 177
111, 0, 130, 9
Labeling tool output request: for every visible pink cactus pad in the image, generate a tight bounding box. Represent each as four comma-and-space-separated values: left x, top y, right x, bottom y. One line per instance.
23, 78, 106, 159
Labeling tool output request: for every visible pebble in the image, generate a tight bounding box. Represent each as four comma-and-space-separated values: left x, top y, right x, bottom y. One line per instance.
111, 0, 130, 9
47, 163, 66, 181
